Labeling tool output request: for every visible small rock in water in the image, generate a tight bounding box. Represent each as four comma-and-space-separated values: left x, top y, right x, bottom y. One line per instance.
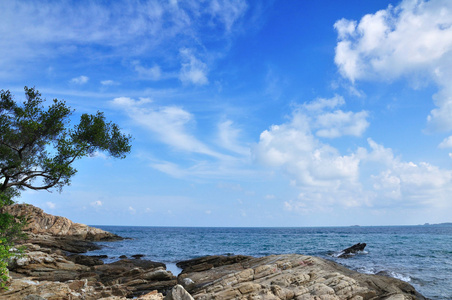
132, 254, 145, 259
119, 255, 128, 259
337, 242, 367, 258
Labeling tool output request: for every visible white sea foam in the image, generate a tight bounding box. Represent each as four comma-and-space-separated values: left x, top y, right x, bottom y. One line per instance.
387, 271, 411, 282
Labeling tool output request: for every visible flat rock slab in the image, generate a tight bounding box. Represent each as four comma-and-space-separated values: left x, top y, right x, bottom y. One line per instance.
177, 254, 427, 300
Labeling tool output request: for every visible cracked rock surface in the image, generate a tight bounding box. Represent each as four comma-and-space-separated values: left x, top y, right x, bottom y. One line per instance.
177, 254, 427, 300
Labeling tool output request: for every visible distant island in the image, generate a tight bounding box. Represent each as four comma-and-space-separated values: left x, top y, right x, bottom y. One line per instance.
422, 222, 452, 226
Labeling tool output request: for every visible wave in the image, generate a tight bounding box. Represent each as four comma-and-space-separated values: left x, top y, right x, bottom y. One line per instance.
329, 250, 368, 258
356, 266, 411, 282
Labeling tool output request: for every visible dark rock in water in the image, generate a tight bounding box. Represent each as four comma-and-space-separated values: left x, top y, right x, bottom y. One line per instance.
119, 255, 128, 259
338, 242, 367, 258
132, 254, 145, 259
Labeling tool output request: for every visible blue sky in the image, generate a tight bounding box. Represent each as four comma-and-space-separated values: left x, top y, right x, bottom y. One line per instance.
2, 0, 452, 226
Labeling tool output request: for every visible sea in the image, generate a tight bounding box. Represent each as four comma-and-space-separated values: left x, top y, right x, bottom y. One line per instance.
88, 225, 452, 300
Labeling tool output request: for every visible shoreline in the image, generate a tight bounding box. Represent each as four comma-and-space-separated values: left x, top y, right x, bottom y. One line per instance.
1, 204, 430, 299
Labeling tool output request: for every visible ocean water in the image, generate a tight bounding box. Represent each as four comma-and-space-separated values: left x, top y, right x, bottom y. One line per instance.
89, 225, 452, 300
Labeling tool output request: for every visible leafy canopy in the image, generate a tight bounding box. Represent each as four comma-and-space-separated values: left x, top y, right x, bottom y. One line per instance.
0, 86, 132, 289
0, 86, 132, 194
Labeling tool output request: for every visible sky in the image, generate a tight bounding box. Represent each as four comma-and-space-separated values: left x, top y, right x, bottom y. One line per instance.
2, 0, 452, 227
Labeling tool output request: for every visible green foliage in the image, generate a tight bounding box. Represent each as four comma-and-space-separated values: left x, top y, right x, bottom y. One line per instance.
0, 86, 132, 193
0, 237, 13, 289
0, 86, 132, 289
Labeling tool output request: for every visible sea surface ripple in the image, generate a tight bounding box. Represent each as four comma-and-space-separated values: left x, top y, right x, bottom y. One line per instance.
90, 225, 452, 300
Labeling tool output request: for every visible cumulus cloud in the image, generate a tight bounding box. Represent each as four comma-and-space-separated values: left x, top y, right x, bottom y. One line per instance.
303, 95, 345, 112
315, 110, 369, 138
179, 48, 209, 85
368, 155, 452, 207
334, 0, 452, 132
439, 136, 452, 149
303, 95, 369, 138
70, 75, 89, 84
252, 108, 361, 191
253, 102, 452, 211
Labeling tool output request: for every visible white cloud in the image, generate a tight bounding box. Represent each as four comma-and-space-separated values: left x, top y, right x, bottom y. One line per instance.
112, 96, 259, 181
302, 96, 369, 138
89, 151, 109, 159
112, 97, 220, 157
253, 105, 452, 211
0, 1, 247, 78
334, 0, 452, 132
70, 75, 89, 85
315, 110, 369, 138
128, 206, 136, 214
439, 136, 452, 149
217, 120, 249, 155
303, 95, 345, 112
151, 161, 188, 178
179, 48, 209, 85
208, 0, 248, 32
101, 80, 118, 86
253, 109, 361, 191
133, 62, 162, 80
46, 202, 56, 209
90, 200, 103, 207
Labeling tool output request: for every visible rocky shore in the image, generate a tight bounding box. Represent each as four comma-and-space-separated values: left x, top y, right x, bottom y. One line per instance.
1, 204, 428, 300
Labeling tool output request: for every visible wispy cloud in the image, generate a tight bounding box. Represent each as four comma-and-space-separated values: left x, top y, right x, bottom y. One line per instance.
101, 80, 119, 86
208, 0, 248, 32
217, 120, 249, 155
46, 201, 56, 209
133, 61, 163, 81
70, 75, 89, 85
112, 96, 221, 157
0, 0, 248, 78
111, 96, 261, 181
90, 200, 103, 207
179, 48, 209, 85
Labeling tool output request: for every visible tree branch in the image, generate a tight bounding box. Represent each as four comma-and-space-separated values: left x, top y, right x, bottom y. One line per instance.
4, 173, 60, 190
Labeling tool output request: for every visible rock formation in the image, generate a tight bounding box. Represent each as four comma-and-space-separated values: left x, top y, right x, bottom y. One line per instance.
337, 243, 367, 258
0, 204, 428, 300
177, 254, 427, 300
1, 204, 176, 299
1, 204, 122, 241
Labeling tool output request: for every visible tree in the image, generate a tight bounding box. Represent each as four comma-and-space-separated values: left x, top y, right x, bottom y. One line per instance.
0, 86, 131, 194
0, 86, 132, 288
